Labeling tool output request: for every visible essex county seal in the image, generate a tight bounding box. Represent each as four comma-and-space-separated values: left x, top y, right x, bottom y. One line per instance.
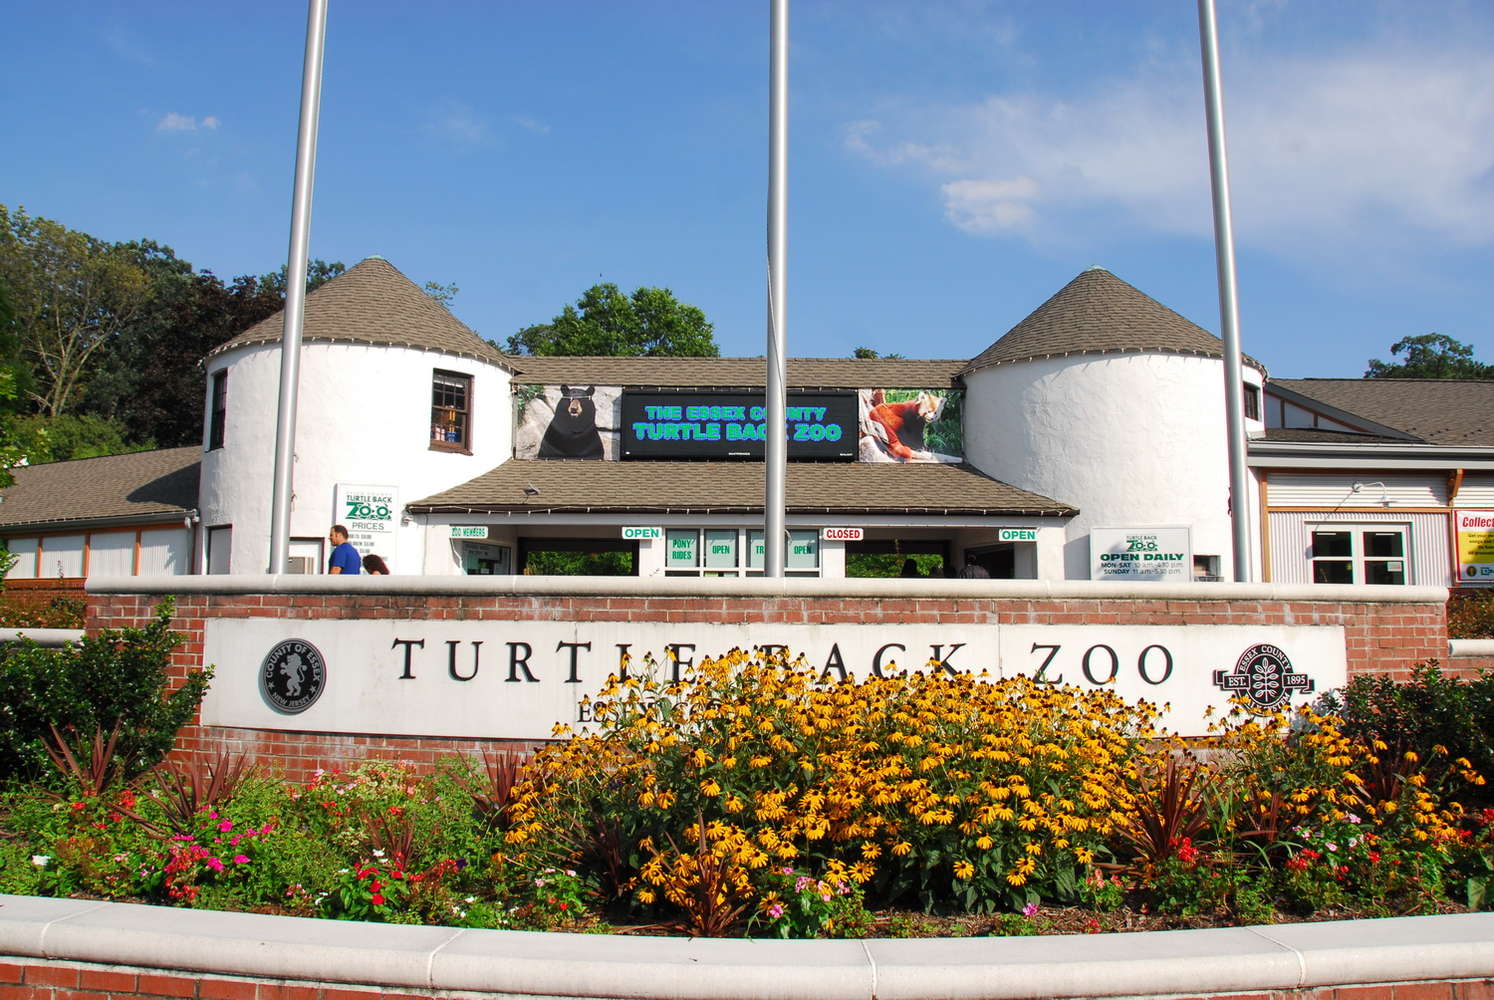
1211, 643, 1314, 714
259, 639, 326, 714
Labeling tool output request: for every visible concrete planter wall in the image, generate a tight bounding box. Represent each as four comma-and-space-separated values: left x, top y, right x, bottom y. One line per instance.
2, 895, 1492, 1000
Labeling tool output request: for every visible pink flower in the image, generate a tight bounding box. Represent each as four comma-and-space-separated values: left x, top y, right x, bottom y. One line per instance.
1022, 902, 1039, 918
766, 902, 786, 919
218, 820, 233, 833
233, 855, 249, 865
205, 857, 225, 872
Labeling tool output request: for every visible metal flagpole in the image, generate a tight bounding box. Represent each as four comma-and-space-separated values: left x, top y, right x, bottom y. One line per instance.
268, 0, 329, 574
1197, 0, 1253, 582
764, 0, 789, 578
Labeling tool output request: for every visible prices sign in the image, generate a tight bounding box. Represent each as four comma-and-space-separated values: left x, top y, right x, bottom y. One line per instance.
1457, 510, 1494, 584
335, 484, 398, 560
1091, 526, 1192, 582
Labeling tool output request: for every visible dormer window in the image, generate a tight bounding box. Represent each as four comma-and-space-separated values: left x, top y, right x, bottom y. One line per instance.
431, 370, 472, 452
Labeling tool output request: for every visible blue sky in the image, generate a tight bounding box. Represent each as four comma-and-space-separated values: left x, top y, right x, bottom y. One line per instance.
5, 1, 1490, 377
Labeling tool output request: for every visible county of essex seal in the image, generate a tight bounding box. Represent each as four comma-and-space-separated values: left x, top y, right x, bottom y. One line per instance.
1212, 643, 1314, 714
259, 639, 326, 714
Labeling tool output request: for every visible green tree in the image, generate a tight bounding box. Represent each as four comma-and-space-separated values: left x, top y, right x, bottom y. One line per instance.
424, 280, 459, 311
505, 282, 718, 357
0, 205, 151, 417
853, 346, 905, 359
12, 413, 146, 463
86, 247, 344, 448
1364, 334, 1493, 379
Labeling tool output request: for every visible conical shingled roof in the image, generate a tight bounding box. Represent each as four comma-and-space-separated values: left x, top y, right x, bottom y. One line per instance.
961, 268, 1265, 376
206, 257, 509, 367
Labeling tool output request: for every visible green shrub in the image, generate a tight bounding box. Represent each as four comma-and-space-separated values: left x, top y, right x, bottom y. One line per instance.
1449, 590, 1494, 640
0, 595, 86, 629
0, 599, 211, 782
1317, 663, 1493, 813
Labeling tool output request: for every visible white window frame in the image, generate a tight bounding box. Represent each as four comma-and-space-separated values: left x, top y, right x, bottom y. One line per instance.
1309, 524, 1410, 585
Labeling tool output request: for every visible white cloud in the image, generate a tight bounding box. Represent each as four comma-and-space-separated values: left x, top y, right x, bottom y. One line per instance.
156, 113, 220, 133
845, 28, 1494, 256
423, 101, 493, 145
512, 115, 551, 135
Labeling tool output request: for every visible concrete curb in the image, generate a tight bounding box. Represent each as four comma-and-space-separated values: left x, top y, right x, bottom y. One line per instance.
85, 573, 1447, 604
2, 895, 1491, 1000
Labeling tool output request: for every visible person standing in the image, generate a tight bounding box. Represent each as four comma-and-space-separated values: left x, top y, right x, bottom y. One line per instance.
328, 525, 361, 575
957, 553, 989, 579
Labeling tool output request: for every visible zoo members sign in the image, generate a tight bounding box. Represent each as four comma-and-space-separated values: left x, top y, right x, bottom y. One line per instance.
334, 484, 399, 560
1457, 510, 1494, 583
202, 619, 1346, 741
1090, 526, 1192, 582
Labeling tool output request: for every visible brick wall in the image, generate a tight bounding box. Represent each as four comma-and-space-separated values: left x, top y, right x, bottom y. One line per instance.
3, 956, 1492, 1000
84, 586, 1451, 782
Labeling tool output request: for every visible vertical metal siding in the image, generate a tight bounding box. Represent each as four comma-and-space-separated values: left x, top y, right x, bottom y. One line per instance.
1269, 510, 1450, 585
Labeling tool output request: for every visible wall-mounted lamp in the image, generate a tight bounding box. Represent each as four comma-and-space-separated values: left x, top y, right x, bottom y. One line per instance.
1350, 482, 1392, 507
183, 509, 201, 529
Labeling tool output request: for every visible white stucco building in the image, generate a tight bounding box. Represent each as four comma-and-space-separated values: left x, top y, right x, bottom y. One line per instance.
2, 258, 1490, 588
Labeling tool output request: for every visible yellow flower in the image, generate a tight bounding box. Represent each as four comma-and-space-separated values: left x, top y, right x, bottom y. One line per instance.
953, 860, 975, 880
892, 841, 913, 857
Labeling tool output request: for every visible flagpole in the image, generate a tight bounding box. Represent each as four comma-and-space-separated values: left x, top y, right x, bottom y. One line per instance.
1197, 0, 1253, 582
764, 0, 789, 578
268, 0, 328, 574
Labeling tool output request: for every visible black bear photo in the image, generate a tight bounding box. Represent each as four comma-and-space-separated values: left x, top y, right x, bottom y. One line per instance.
539, 385, 604, 459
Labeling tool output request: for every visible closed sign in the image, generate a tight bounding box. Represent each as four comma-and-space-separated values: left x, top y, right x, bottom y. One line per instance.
821, 527, 864, 541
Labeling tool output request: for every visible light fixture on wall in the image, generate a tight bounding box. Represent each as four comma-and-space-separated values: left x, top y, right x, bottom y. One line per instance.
183, 509, 201, 529
1350, 482, 1391, 507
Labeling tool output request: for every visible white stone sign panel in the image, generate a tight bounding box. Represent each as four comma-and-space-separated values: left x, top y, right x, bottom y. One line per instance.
202, 619, 1346, 740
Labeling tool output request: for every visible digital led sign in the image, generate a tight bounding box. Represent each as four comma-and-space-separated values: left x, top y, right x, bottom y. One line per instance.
620, 391, 857, 460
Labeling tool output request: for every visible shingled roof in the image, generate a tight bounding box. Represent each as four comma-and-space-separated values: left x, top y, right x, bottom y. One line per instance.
0, 447, 200, 531
506, 356, 967, 389
207, 257, 508, 367
1273, 378, 1494, 447
962, 267, 1266, 376
409, 460, 1076, 517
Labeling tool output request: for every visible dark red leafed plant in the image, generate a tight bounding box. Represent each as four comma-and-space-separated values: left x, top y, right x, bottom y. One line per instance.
1120, 753, 1215, 866
43, 723, 124, 797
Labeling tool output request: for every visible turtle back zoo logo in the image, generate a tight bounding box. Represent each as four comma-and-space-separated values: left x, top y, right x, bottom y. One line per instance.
259, 639, 326, 714
1212, 643, 1314, 714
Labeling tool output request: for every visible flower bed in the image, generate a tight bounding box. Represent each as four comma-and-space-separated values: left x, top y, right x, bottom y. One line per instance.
1, 649, 1490, 936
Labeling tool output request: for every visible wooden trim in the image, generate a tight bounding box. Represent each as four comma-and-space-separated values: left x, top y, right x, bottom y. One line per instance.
81, 533, 91, 578
1256, 466, 1455, 478
1448, 468, 1465, 504
1267, 506, 1451, 515
32, 535, 42, 577
1259, 472, 1272, 581
132, 530, 142, 576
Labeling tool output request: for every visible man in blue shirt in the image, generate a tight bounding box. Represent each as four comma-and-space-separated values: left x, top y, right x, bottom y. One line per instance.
328, 524, 361, 575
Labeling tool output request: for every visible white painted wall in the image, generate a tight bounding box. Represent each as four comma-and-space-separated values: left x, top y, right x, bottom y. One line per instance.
964, 354, 1264, 581
200, 343, 511, 575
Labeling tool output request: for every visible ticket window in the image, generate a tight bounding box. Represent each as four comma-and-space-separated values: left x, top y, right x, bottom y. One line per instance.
666, 528, 820, 577
463, 542, 512, 575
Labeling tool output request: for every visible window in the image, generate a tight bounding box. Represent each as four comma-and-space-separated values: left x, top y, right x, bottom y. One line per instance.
665, 528, 820, 577
208, 370, 227, 450
431, 370, 472, 452
1242, 382, 1261, 421
1310, 527, 1407, 585
206, 526, 232, 575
